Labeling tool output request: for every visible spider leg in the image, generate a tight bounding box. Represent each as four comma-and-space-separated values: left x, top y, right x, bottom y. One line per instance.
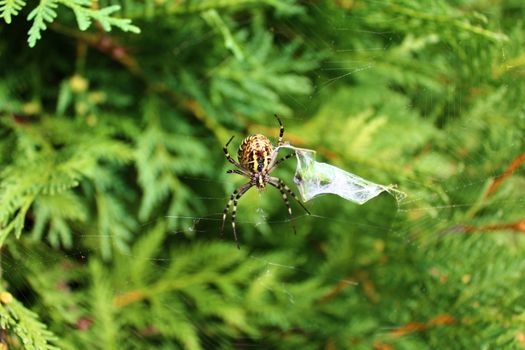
223, 136, 244, 169
221, 186, 242, 237
268, 152, 295, 173
270, 177, 311, 215
274, 114, 284, 146
227, 169, 249, 177
268, 180, 297, 235
221, 183, 252, 249
231, 185, 253, 248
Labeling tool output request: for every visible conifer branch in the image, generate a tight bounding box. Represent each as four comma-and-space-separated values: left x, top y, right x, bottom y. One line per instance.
388, 3, 508, 42
0, 291, 60, 350
0, 0, 25, 23
1, 1, 524, 348
123, 0, 303, 18
27, 0, 58, 47
22, 0, 140, 47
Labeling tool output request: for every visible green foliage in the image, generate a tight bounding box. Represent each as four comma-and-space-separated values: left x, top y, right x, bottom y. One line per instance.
135, 97, 211, 226
205, 28, 320, 119
1, 0, 525, 349
26, 0, 59, 47
0, 0, 25, 23
98, 223, 329, 349
0, 290, 59, 350
120, 0, 304, 18
1, 0, 139, 47
0, 116, 135, 256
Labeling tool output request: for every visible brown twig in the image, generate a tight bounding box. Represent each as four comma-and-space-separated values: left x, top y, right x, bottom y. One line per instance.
451, 220, 525, 235
318, 277, 358, 304
318, 270, 379, 304
484, 152, 525, 198
390, 314, 456, 337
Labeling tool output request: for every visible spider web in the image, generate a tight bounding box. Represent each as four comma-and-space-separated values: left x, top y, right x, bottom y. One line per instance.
145, 7, 522, 348
94, 12, 515, 350
143, 109, 517, 345
2, 3, 524, 350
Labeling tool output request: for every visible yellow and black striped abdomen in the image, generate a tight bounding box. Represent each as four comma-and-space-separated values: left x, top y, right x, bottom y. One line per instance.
238, 134, 273, 173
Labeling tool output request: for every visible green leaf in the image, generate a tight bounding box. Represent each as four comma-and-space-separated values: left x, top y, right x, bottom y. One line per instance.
27, 0, 58, 47
89, 261, 119, 350
25, 0, 139, 47
0, 291, 60, 350
59, 1, 140, 34
0, 0, 26, 23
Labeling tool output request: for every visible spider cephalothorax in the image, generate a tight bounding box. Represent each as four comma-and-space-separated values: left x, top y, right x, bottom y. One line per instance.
221, 115, 311, 248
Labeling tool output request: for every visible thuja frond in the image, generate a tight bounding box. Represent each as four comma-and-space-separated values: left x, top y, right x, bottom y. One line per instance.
204, 26, 322, 120
135, 98, 211, 226
0, 115, 135, 249
94, 177, 136, 260
202, 9, 244, 61
26, 0, 58, 47
24, 0, 140, 47
386, 2, 508, 43
1, 1, 524, 349
119, 0, 303, 18
9, 240, 86, 329
31, 192, 87, 248
0, 290, 60, 350
81, 221, 329, 348
62, 0, 140, 33
0, 159, 80, 245
0, 0, 25, 23
89, 260, 119, 350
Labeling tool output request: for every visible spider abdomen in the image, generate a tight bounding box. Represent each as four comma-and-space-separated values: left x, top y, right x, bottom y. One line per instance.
238, 134, 273, 173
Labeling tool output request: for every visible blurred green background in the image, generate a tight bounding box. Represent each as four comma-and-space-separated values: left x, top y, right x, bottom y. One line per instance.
1, 0, 525, 349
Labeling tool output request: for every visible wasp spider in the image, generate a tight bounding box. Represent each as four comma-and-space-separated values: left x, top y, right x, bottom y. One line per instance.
221, 115, 311, 248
